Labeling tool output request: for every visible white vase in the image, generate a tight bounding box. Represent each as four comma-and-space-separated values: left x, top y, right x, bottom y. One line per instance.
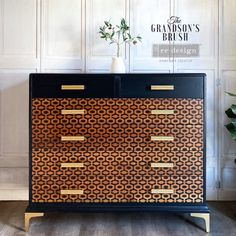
110, 56, 126, 73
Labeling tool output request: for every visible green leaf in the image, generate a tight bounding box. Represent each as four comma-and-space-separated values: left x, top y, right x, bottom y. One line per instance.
121, 18, 126, 26
137, 36, 142, 41
225, 123, 236, 140
104, 21, 109, 26
226, 91, 236, 97
225, 108, 235, 118
225, 105, 236, 118
231, 105, 236, 115
231, 118, 236, 126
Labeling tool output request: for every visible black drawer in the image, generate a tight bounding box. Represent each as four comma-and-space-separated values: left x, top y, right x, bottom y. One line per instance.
30, 74, 115, 98
30, 73, 205, 99
120, 74, 205, 98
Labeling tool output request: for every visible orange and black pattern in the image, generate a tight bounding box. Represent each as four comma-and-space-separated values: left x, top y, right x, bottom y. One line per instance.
31, 98, 204, 203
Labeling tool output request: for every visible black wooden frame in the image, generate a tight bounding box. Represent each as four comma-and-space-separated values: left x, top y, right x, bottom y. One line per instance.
26, 73, 209, 215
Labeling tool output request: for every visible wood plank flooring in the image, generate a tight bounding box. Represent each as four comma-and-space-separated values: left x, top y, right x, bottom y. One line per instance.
0, 202, 235, 236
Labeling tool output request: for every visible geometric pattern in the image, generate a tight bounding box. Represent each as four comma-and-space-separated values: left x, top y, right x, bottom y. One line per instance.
31, 98, 204, 203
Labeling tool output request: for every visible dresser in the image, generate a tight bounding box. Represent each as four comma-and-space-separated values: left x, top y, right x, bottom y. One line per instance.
25, 73, 209, 232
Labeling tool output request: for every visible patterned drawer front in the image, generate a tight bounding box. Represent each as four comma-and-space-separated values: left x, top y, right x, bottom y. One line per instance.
31, 98, 204, 203
32, 98, 203, 146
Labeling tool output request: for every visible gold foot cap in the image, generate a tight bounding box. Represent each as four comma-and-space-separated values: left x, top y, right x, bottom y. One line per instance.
191, 213, 210, 233
24, 212, 44, 232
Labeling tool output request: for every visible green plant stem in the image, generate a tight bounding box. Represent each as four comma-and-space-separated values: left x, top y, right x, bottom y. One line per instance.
99, 18, 142, 58
117, 32, 120, 57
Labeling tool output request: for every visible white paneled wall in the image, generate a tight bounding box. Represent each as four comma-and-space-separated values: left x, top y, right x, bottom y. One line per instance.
41, 0, 85, 72
0, 0, 235, 200
0, 0, 39, 200
130, 0, 172, 72
219, 0, 236, 200
86, 0, 128, 72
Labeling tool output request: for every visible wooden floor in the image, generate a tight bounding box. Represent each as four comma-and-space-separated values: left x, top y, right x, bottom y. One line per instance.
0, 202, 235, 236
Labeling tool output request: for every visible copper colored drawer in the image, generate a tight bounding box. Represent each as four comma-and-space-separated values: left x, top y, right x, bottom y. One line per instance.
32, 148, 203, 203
31, 98, 204, 203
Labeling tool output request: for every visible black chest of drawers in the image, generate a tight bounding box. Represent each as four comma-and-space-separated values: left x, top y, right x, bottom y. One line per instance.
25, 73, 210, 232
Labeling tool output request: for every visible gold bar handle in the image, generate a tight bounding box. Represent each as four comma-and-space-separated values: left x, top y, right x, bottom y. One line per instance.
61, 110, 85, 115
151, 110, 175, 115
151, 136, 174, 141
151, 85, 174, 90
61, 136, 85, 141
61, 163, 84, 168
61, 85, 85, 90
151, 189, 174, 194
60, 190, 84, 195
151, 163, 174, 168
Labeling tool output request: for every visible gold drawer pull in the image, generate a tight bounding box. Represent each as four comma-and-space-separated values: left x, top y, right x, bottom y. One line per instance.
61, 163, 84, 168
151, 85, 174, 90
151, 136, 174, 141
151, 189, 174, 194
151, 110, 175, 115
61, 85, 85, 90
61, 110, 85, 115
151, 163, 174, 168
60, 190, 84, 195
61, 136, 85, 141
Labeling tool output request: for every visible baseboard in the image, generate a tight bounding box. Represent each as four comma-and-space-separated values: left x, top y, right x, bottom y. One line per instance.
0, 189, 28, 200
219, 189, 236, 200
206, 188, 218, 201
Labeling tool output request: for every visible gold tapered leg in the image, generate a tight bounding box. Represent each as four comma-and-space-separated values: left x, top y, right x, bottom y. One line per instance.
190, 213, 210, 233
24, 212, 44, 232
